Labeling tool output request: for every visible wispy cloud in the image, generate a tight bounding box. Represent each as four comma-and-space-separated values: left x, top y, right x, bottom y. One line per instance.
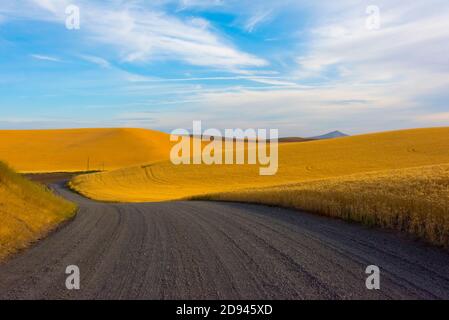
417, 112, 449, 123
178, 0, 224, 10
177, 83, 409, 133
122, 75, 295, 84
248, 77, 297, 86
284, 0, 449, 132
32, 0, 58, 13
296, 1, 449, 80
245, 9, 272, 32
79, 55, 111, 68
16, 0, 267, 71
30, 54, 62, 62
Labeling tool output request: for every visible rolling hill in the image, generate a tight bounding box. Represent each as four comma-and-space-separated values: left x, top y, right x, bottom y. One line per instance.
0, 128, 171, 173
0, 162, 76, 259
70, 127, 449, 202
69, 126, 449, 246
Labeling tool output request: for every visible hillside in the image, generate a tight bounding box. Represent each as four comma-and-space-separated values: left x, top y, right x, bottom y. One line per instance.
197, 164, 449, 246
70, 127, 449, 202
0, 128, 171, 173
0, 162, 76, 260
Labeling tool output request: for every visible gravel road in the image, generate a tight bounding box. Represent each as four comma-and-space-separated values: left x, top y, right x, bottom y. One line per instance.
1, 181, 449, 299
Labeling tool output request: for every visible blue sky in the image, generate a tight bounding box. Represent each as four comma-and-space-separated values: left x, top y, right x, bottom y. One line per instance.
0, 0, 449, 136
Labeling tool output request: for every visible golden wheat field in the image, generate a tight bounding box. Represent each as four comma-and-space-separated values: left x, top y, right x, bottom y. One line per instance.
68, 127, 449, 246
70, 127, 449, 202
0, 162, 76, 259
196, 164, 449, 246
0, 128, 171, 173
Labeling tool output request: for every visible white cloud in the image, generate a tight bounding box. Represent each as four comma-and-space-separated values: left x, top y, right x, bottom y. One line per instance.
120, 75, 296, 85
30, 54, 62, 62
129, 0, 449, 134
245, 9, 272, 32
296, 1, 449, 79
32, 0, 58, 13
135, 80, 418, 135
178, 0, 224, 10
417, 112, 449, 123
79, 55, 111, 68
3, 0, 267, 72
283, 0, 449, 132
247, 78, 297, 86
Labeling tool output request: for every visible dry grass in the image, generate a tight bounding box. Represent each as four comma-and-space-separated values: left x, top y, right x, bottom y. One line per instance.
0, 162, 76, 260
70, 127, 449, 202
0, 128, 172, 173
196, 164, 449, 246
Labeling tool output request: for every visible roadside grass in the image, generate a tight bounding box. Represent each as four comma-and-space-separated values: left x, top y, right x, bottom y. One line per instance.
0, 162, 77, 260
194, 164, 449, 247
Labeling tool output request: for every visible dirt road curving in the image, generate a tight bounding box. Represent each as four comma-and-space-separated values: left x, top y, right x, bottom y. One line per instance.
1, 181, 449, 299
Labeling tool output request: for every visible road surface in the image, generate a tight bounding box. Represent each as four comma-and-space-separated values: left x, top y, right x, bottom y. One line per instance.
1, 181, 449, 299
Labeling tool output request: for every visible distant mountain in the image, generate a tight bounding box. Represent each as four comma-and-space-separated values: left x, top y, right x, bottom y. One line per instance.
308, 131, 349, 140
